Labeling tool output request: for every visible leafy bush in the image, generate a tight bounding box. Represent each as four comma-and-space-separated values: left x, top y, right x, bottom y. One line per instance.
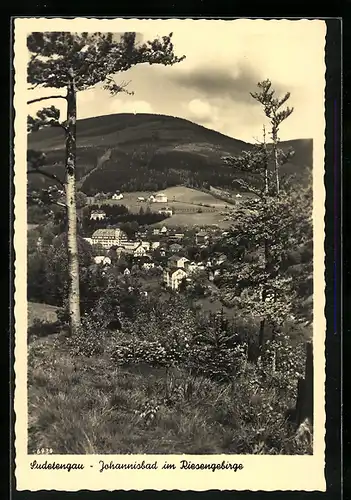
112, 307, 247, 381
113, 339, 185, 368
66, 316, 111, 358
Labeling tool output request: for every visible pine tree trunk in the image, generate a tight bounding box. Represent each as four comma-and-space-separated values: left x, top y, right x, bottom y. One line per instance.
257, 238, 269, 355
65, 77, 81, 336
272, 130, 280, 195
258, 318, 265, 350
264, 164, 269, 195
262, 125, 269, 195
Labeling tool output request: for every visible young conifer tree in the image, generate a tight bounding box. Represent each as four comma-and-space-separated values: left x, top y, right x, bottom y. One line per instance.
250, 79, 294, 195
221, 81, 308, 357
27, 32, 185, 335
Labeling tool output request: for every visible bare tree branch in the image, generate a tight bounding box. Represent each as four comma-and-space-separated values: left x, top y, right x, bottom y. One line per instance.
27, 168, 66, 188
27, 95, 67, 105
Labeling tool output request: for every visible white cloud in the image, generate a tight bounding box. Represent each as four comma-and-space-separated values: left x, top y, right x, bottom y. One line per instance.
27, 20, 325, 142
187, 99, 215, 122
110, 99, 154, 114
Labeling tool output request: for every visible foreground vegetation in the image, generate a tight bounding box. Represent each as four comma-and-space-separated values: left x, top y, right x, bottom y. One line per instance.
28, 329, 310, 455
27, 277, 312, 456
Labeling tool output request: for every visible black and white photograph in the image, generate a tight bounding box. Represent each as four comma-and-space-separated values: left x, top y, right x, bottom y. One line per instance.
14, 18, 327, 491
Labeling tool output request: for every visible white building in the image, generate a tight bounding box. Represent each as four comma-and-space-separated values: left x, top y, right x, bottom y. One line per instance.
91, 228, 126, 249
158, 207, 173, 216
140, 241, 151, 251
154, 193, 168, 203
94, 256, 111, 265
163, 267, 187, 290
90, 210, 106, 221
168, 255, 189, 269
174, 233, 184, 240
122, 241, 139, 251
143, 262, 155, 270
112, 192, 124, 200
134, 244, 147, 257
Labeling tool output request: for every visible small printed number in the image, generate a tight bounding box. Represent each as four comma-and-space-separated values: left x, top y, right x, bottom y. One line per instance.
36, 448, 53, 454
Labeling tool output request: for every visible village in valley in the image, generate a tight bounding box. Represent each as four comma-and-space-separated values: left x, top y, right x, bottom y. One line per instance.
82, 188, 233, 295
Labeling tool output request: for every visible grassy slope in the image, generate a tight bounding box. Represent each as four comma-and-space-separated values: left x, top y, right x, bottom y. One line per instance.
27, 113, 313, 192
27, 302, 59, 327
28, 334, 309, 455
154, 186, 227, 206
88, 185, 235, 228
89, 186, 227, 209
153, 212, 230, 229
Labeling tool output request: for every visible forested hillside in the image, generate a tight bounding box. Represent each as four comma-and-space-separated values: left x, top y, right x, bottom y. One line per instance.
27, 113, 313, 194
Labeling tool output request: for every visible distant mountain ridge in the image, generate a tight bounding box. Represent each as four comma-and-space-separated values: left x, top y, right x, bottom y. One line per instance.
28, 113, 313, 194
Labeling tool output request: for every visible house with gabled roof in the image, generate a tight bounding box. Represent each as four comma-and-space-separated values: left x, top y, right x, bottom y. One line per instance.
163, 267, 187, 290
168, 255, 189, 269
133, 243, 147, 257
112, 191, 124, 200
195, 231, 209, 246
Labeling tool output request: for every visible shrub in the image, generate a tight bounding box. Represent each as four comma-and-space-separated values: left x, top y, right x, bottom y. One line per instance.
113, 339, 181, 368
66, 316, 111, 358
28, 319, 61, 341
112, 313, 247, 381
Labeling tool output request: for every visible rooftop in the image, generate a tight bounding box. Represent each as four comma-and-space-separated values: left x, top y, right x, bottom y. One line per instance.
165, 267, 187, 276
92, 228, 121, 238
168, 255, 189, 262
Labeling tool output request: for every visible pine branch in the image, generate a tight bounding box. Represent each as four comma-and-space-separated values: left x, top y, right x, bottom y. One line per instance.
103, 78, 134, 96
232, 178, 262, 196
52, 200, 68, 209
27, 95, 66, 105
27, 168, 65, 188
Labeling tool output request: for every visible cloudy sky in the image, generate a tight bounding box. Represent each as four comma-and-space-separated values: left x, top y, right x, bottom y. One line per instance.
27, 19, 326, 143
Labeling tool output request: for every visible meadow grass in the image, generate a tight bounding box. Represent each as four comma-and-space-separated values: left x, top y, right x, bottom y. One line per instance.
27, 302, 59, 327
27, 333, 311, 456
87, 186, 233, 227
